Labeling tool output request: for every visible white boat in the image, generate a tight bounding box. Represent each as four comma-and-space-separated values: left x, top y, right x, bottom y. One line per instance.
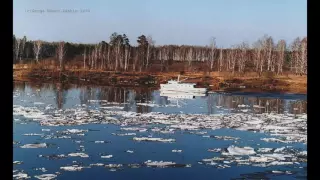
160, 75, 207, 94
160, 92, 206, 99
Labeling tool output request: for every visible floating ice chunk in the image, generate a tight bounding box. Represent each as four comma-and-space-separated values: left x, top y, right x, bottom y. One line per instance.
202, 157, 225, 162
34, 174, 57, 180
101, 155, 113, 158
249, 156, 274, 163
222, 146, 256, 156
33, 168, 47, 173
257, 148, 273, 153
20, 143, 47, 148
298, 151, 307, 156
126, 150, 134, 153
90, 163, 104, 167
238, 104, 249, 108
170, 124, 199, 130
144, 160, 176, 167
68, 153, 89, 158
160, 130, 175, 134
23, 133, 44, 136
100, 106, 124, 109
128, 163, 140, 168
94, 141, 106, 143
262, 153, 292, 161
41, 129, 51, 132
66, 129, 88, 134
208, 148, 222, 152
261, 138, 290, 144
105, 164, 123, 168
38, 154, 67, 160
274, 147, 286, 153
121, 127, 148, 132
13, 172, 30, 179
210, 136, 240, 141
13, 161, 23, 165
267, 161, 294, 166
112, 133, 136, 136
60, 165, 86, 171
133, 137, 175, 143
172, 149, 182, 153
272, 170, 284, 174
34, 102, 45, 105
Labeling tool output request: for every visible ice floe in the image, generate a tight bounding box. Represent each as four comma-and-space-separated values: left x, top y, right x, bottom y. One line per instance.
172, 149, 182, 153
20, 143, 47, 148
33, 168, 47, 172
68, 153, 89, 158
13, 172, 30, 179
34, 174, 57, 180
101, 155, 113, 158
13, 161, 23, 165
13, 104, 306, 144
133, 137, 175, 143
222, 146, 256, 156
60, 165, 88, 171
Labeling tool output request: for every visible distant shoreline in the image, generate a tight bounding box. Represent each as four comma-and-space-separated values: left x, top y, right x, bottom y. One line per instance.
13, 67, 307, 95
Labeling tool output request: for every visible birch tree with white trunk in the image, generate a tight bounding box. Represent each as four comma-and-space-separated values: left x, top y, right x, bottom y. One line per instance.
56, 41, 66, 70
15, 38, 21, 63
276, 40, 286, 75
209, 37, 217, 71
33, 40, 42, 63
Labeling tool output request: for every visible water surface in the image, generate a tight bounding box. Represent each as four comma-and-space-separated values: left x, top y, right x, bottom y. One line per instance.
13, 82, 307, 180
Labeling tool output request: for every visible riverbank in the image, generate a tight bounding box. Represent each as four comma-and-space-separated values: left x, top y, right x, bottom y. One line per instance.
13, 67, 307, 94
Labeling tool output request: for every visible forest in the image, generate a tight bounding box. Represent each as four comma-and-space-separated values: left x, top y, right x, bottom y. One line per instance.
13, 33, 307, 75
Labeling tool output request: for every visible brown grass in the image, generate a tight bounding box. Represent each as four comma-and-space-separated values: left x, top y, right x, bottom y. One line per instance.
13, 62, 307, 94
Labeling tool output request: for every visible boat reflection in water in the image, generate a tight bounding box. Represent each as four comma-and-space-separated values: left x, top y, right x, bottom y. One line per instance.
160, 90, 207, 107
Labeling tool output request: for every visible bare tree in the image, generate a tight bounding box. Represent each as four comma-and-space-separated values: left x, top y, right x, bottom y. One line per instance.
265, 36, 274, 71
56, 41, 66, 69
252, 39, 263, 73
218, 47, 223, 72
124, 46, 129, 71
300, 37, 307, 74
14, 38, 21, 63
230, 45, 237, 74
20, 37, 26, 63
276, 40, 286, 74
83, 47, 87, 69
33, 40, 42, 63
187, 47, 193, 69
291, 37, 301, 74
146, 35, 155, 68
209, 37, 217, 71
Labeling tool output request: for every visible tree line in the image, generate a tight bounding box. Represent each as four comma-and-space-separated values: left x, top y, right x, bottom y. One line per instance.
13, 33, 307, 75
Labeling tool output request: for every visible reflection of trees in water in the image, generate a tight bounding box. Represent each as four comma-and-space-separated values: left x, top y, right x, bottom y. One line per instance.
207, 93, 307, 114
290, 100, 307, 114
100, 87, 128, 104
13, 82, 26, 92
134, 88, 153, 113
53, 83, 68, 109
79, 86, 90, 105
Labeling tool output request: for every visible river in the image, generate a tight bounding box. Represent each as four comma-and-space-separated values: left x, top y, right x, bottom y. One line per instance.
13, 81, 307, 180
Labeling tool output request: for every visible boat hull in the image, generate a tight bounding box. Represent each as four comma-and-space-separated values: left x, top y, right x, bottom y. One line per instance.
160, 87, 207, 94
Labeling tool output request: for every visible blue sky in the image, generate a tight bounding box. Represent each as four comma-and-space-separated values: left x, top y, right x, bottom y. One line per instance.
13, 0, 306, 47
